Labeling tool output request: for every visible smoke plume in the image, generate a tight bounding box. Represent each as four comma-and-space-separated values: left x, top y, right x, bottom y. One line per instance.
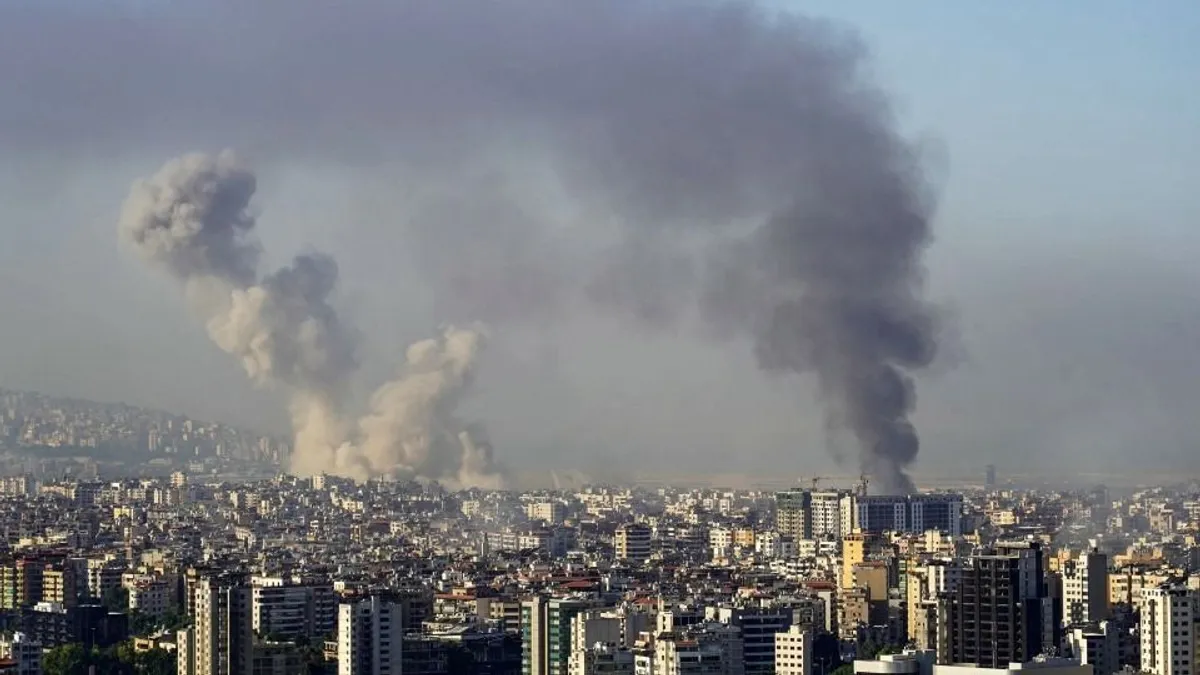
340, 326, 503, 490
118, 152, 506, 488
57, 0, 943, 492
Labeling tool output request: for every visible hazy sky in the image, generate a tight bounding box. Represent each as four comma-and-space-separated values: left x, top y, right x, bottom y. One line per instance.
0, 0, 1197, 482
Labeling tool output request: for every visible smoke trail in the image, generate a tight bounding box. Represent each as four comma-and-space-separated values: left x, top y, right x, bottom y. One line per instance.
58, 0, 943, 491
119, 152, 504, 487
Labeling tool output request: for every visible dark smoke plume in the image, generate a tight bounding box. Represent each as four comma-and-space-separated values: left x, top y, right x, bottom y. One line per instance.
9, 0, 942, 492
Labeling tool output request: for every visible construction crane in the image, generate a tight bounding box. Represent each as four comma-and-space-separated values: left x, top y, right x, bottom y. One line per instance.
798, 476, 825, 491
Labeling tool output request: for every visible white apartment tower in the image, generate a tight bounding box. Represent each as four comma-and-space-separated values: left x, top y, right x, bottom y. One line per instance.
338, 595, 404, 675
810, 491, 847, 539
1140, 585, 1198, 675
178, 574, 253, 675
1062, 549, 1110, 625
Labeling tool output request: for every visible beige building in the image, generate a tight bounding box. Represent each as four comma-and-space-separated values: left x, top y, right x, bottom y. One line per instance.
614, 524, 651, 564
775, 625, 812, 675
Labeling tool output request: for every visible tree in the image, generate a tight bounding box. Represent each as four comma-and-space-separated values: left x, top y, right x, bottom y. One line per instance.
129, 647, 176, 675
43, 644, 131, 675
42, 644, 88, 675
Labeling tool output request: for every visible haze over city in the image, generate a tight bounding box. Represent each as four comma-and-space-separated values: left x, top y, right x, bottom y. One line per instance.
6, 3, 1200, 675
0, 0, 1198, 486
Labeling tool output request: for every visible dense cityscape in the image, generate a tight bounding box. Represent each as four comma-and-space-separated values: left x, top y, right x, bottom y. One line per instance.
0, 389, 1195, 675
2, 0, 1193, 674
0, 389, 289, 483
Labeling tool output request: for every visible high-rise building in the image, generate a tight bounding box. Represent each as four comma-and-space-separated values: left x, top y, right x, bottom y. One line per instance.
985, 465, 997, 488
614, 524, 651, 565
907, 560, 961, 652
178, 573, 253, 675
1066, 621, 1120, 675
841, 533, 880, 590
775, 489, 813, 539
250, 640, 304, 675
1139, 585, 1198, 675
86, 558, 125, 606
811, 491, 850, 539
716, 605, 793, 675
251, 576, 337, 641
40, 565, 81, 608
523, 597, 604, 675
940, 542, 1059, 667
1062, 549, 1110, 626
338, 595, 403, 675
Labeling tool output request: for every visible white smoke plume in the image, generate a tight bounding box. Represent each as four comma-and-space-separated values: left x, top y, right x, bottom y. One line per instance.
119, 151, 505, 488
338, 326, 504, 490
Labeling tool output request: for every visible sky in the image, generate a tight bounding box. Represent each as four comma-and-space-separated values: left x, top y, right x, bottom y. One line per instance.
0, 0, 1197, 483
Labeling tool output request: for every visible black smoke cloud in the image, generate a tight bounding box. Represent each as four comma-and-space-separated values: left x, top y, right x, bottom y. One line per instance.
4, 0, 941, 493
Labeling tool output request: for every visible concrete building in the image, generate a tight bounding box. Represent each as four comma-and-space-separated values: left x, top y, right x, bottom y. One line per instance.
527, 501, 565, 524
841, 533, 879, 590
568, 642, 634, 675
338, 595, 403, 675
0, 632, 42, 675
940, 543, 1059, 667
776, 489, 813, 540
124, 572, 178, 618
1139, 584, 1198, 675
811, 491, 851, 539
907, 560, 961, 652
851, 495, 963, 536
178, 574, 253, 675
1062, 550, 1110, 625
774, 625, 812, 675
714, 605, 792, 675
615, 524, 651, 565
249, 640, 303, 675
251, 576, 336, 641
1066, 622, 1119, 675
636, 633, 735, 675
523, 596, 604, 675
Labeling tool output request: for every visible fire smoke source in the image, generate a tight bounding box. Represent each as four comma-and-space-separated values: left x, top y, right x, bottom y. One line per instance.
66, 0, 945, 492
118, 152, 505, 488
